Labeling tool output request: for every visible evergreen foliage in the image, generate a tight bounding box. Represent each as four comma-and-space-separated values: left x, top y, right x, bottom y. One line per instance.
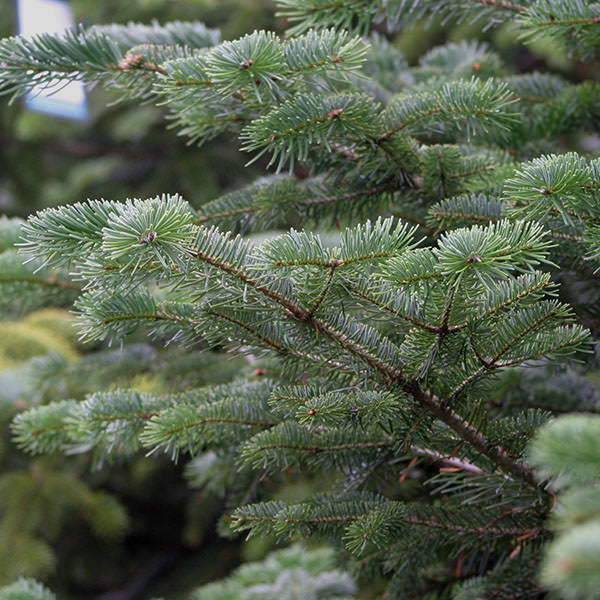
529, 415, 600, 599
191, 544, 357, 600
0, 579, 55, 600
1, 0, 600, 597
0, 545, 357, 600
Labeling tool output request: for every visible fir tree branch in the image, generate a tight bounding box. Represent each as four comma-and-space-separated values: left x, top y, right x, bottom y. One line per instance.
307, 266, 336, 316
410, 384, 540, 489
475, 0, 526, 11
185, 246, 307, 318
448, 165, 497, 179
242, 439, 392, 459
488, 306, 563, 363
430, 209, 496, 224
206, 309, 357, 374
102, 309, 199, 328
534, 15, 600, 26
405, 516, 546, 538
300, 183, 394, 207
194, 206, 259, 224
312, 316, 404, 381
347, 284, 441, 333
438, 279, 459, 334
409, 445, 484, 475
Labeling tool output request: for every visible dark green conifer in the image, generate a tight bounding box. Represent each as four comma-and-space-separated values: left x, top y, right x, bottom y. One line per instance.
1, 1, 600, 597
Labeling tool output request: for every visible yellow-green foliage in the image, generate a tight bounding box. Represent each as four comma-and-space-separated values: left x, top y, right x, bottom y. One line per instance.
22, 309, 81, 348
0, 310, 79, 367
121, 373, 166, 395
0, 310, 130, 585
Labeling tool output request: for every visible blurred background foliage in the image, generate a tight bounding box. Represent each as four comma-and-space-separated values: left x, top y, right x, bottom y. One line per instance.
0, 0, 277, 218
1, 0, 599, 599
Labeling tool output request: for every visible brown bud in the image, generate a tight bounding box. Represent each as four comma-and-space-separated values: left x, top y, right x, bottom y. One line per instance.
14, 399, 28, 411
120, 53, 144, 71
139, 231, 157, 244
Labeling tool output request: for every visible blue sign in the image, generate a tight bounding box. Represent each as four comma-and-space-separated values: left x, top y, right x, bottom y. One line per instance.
17, 0, 89, 120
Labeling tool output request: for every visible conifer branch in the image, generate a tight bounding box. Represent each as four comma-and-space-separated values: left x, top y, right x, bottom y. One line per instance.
405, 517, 545, 538
477, 0, 526, 11
347, 284, 441, 333
411, 385, 540, 488
311, 316, 404, 381
408, 445, 484, 474
307, 266, 336, 316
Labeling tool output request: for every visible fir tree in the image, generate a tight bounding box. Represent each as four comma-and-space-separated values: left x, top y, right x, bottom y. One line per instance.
0, 1, 599, 598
